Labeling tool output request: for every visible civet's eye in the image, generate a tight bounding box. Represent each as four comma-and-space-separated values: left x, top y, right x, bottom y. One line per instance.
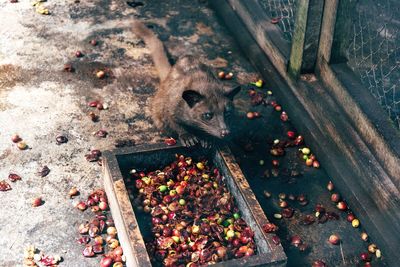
225, 104, 233, 117
202, 112, 214, 120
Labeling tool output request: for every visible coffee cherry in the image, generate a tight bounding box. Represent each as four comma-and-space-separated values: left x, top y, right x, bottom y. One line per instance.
11, 134, 21, 143
328, 234, 340, 245
32, 197, 43, 207
96, 70, 105, 79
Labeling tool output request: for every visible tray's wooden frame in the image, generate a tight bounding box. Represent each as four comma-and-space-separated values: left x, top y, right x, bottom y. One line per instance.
103, 143, 287, 267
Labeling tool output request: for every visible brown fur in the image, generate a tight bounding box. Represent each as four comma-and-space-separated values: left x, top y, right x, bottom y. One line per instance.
132, 20, 171, 81
132, 20, 240, 147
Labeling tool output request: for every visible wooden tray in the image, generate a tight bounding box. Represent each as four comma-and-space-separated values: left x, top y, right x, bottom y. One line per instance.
102, 143, 287, 267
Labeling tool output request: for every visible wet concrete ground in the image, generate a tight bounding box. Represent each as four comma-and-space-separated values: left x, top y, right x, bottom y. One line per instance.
0, 0, 386, 266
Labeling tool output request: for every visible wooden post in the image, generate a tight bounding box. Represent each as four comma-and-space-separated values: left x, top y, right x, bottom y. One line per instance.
330, 0, 357, 63
316, 0, 339, 66
289, 0, 324, 78
288, 0, 309, 78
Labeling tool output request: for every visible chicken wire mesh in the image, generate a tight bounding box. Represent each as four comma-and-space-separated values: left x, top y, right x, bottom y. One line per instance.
344, 0, 400, 129
258, 0, 297, 42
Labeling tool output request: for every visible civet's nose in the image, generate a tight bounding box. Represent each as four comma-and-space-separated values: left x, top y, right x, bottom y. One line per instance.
220, 129, 230, 138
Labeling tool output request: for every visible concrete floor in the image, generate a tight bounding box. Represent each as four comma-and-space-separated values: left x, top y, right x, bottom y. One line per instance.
0, 1, 258, 266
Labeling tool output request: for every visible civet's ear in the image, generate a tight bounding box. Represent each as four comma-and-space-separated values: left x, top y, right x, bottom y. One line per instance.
224, 85, 241, 100
182, 90, 204, 108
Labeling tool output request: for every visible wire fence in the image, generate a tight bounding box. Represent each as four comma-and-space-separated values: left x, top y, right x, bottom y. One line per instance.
257, 0, 399, 129
258, 0, 297, 42
344, 0, 400, 129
